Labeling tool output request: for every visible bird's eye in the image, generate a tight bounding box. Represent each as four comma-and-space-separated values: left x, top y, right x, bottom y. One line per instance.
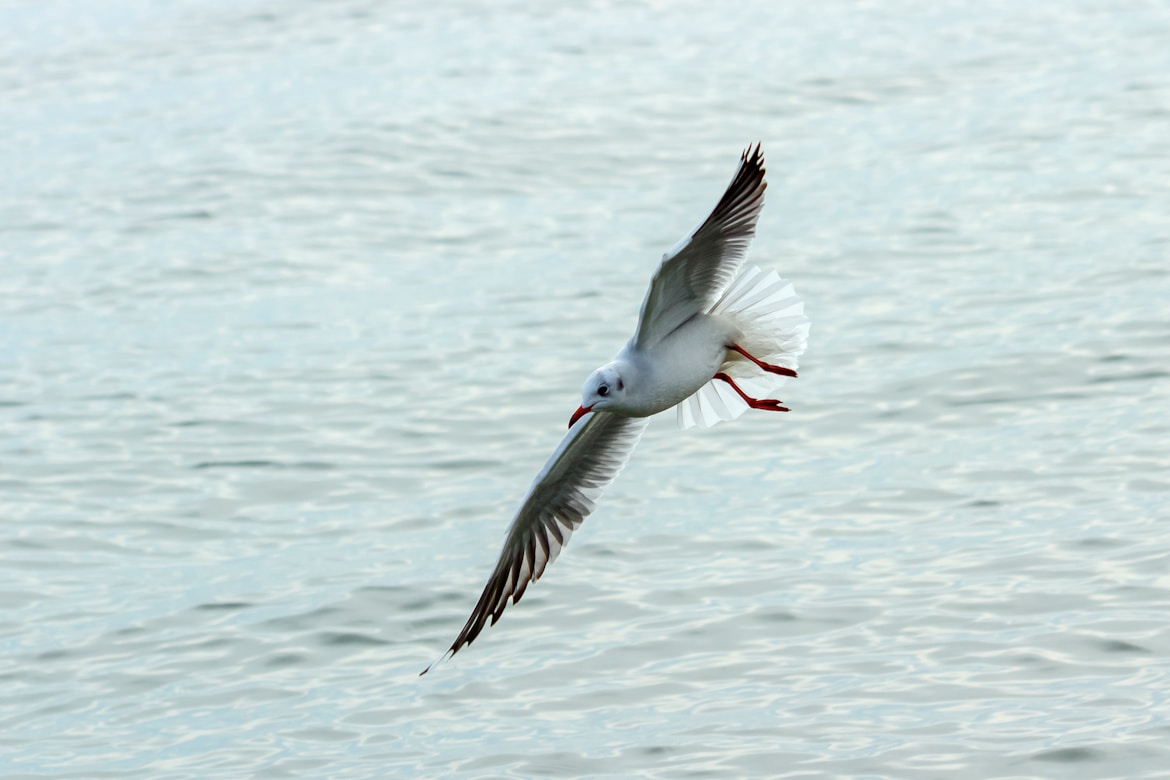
597, 384, 609, 397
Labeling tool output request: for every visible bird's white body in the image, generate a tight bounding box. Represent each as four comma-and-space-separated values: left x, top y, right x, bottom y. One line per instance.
602, 314, 740, 418
635, 313, 739, 411
423, 145, 810, 673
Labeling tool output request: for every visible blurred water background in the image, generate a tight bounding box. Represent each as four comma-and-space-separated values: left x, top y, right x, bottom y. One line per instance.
3, 1, 1170, 777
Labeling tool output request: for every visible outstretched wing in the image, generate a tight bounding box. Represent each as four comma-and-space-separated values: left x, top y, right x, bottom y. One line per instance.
424, 411, 648, 672
631, 144, 768, 350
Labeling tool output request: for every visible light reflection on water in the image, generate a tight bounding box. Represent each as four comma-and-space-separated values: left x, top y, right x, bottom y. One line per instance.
2, 0, 1170, 777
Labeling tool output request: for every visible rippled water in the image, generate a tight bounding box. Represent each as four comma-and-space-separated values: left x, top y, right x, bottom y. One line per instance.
3, 1, 1169, 777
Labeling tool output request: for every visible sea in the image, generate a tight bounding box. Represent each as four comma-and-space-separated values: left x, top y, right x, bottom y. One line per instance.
2, 1, 1169, 777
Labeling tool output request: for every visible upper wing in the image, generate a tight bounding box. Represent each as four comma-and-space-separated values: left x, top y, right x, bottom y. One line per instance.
631, 144, 768, 350
425, 411, 648, 671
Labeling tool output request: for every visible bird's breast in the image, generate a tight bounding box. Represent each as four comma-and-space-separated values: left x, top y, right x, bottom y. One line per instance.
630, 314, 739, 415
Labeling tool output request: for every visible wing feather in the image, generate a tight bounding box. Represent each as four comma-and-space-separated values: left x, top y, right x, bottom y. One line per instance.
432, 411, 648, 666
631, 144, 768, 349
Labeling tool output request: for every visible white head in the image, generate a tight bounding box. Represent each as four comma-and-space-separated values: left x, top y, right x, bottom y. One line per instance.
568, 362, 628, 428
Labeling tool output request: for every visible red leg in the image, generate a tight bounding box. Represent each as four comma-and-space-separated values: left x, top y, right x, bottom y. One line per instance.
730, 344, 797, 378
715, 373, 789, 412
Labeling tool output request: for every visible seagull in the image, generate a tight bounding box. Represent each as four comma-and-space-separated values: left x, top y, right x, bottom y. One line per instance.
422, 145, 809, 674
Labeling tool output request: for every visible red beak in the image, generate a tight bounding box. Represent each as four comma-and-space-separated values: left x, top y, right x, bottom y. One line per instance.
569, 405, 592, 428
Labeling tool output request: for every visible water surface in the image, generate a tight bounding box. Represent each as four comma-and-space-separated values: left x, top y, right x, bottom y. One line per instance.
2, 1, 1169, 777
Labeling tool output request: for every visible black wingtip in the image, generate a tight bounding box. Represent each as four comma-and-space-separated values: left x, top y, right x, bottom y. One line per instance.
741, 142, 764, 172
420, 648, 455, 676
696, 143, 767, 238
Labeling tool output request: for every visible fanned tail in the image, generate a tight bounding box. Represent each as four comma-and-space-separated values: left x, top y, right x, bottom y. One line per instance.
676, 266, 810, 429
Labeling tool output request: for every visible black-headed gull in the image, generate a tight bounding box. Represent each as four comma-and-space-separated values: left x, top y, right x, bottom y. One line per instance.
423, 145, 809, 673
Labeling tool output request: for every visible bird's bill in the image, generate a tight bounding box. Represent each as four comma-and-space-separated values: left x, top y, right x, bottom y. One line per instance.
568, 405, 592, 428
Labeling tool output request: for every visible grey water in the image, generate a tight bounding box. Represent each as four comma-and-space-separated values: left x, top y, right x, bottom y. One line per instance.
3, 1, 1169, 777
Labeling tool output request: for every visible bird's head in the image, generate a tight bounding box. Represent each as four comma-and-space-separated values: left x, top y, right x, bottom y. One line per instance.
569, 363, 627, 428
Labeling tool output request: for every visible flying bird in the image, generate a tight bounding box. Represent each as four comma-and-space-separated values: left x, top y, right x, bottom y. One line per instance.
423, 145, 809, 673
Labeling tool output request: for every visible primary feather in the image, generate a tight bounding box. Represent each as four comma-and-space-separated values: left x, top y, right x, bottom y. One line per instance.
424, 412, 647, 672
631, 143, 767, 350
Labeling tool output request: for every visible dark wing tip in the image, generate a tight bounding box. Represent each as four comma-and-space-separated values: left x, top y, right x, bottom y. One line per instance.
420, 648, 455, 676
737, 141, 766, 192
698, 144, 768, 238
741, 141, 764, 169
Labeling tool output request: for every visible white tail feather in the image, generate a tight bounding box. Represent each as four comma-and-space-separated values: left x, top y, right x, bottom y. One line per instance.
676, 266, 810, 429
